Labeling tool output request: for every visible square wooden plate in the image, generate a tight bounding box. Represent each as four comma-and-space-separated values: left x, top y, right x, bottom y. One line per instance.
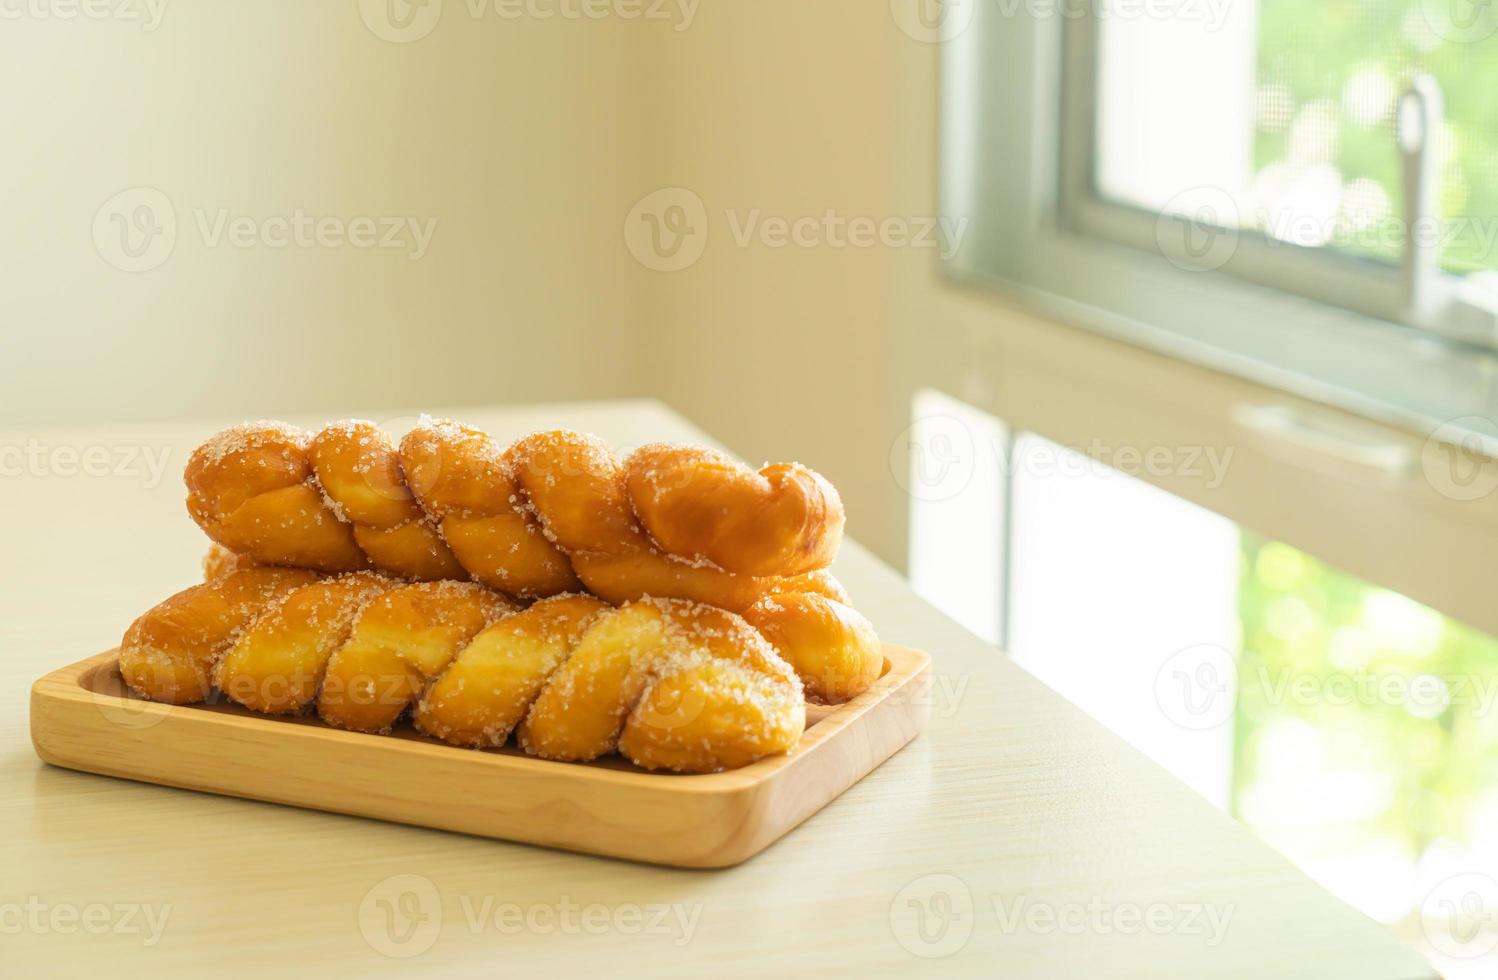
30, 645, 930, 868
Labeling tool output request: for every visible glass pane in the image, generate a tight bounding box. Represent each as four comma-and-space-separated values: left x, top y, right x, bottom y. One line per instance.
1094, 0, 1498, 274
1006, 433, 1241, 807
1237, 534, 1498, 976
932, 429, 1498, 975
905, 388, 1008, 645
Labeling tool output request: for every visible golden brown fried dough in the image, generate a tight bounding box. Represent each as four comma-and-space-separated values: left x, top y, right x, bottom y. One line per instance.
310, 421, 466, 582
519, 599, 804, 772
217, 572, 398, 714
624, 444, 843, 577
743, 591, 882, 704
183, 421, 848, 614
120, 567, 320, 704
316, 581, 517, 733
186, 422, 365, 573
121, 581, 809, 772
415, 594, 609, 747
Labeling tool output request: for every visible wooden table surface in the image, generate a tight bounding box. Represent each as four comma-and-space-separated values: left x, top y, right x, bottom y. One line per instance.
0, 401, 1433, 978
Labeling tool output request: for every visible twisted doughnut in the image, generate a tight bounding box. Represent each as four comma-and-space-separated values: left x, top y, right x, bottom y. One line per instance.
316, 581, 518, 733
743, 590, 882, 705
397, 421, 580, 595
309, 422, 467, 582
185, 419, 842, 606
624, 443, 842, 576
215, 571, 396, 714
414, 591, 806, 771
121, 575, 806, 772
516, 597, 805, 771
119, 566, 320, 704
415, 593, 610, 748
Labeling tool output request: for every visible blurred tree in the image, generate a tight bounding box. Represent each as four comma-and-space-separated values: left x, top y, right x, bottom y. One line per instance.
1235, 535, 1498, 925
1254, 0, 1498, 272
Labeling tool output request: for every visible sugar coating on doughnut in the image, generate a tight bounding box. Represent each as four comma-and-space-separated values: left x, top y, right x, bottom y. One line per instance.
623, 443, 845, 578
217, 572, 398, 715
517, 597, 803, 772
123, 572, 833, 771
316, 580, 517, 733
192, 420, 310, 467
743, 590, 881, 705
119, 567, 320, 704
415, 593, 609, 747
187, 419, 847, 601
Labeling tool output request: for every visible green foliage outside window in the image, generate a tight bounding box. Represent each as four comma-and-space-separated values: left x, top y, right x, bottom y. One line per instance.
1254, 0, 1498, 273
1235, 536, 1498, 922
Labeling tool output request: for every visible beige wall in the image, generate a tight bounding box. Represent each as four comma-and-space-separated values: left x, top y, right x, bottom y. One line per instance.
644, 1, 904, 562
2, 3, 652, 428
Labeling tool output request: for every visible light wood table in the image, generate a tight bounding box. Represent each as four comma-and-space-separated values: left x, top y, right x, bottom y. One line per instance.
1, 401, 1432, 978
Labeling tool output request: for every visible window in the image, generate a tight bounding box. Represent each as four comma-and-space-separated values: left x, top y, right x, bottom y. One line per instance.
1074, 0, 1498, 339
942, 0, 1498, 442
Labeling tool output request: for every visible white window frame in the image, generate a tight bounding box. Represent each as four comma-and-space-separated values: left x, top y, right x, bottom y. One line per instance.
940, 3, 1498, 454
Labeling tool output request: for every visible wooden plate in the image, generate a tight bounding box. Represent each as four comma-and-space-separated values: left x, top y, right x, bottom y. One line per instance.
30, 645, 930, 868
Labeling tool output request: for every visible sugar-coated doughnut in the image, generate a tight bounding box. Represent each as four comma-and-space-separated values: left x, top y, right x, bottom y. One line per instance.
184, 420, 844, 611
743, 591, 882, 704
317, 580, 517, 733
122, 580, 808, 772
216, 572, 398, 714
120, 566, 320, 704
